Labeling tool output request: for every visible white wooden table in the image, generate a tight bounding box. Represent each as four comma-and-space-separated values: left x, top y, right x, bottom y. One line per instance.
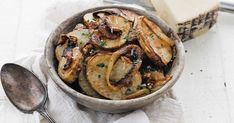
0, 0, 234, 122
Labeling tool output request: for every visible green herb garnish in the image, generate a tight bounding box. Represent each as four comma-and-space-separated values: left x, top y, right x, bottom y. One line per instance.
96, 63, 105, 68
157, 33, 161, 39
81, 32, 91, 38
99, 40, 107, 47
149, 32, 154, 39
124, 19, 128, 23
132, 59, 138, 64
124, 35, 129, 41
81, 32, 86, 36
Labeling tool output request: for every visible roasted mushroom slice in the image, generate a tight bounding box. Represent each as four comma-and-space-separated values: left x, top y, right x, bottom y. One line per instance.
98, 21, 122, 40
66, 28, 91, 48
86, 53, 124, 99
92, 15, 132, 49
55, 34, 70, 61
78, 68, 102, 98
83, 9, 120, 29
86, 53, 146, 100
109, 56, 133, 83
142, 71, 172, 91
55, 40, 68, 61
136, 16, 174, 66
58, 47, 83, 83
118, 9, 139, 22
106, 45, 143, 91
83, 12, 101, 29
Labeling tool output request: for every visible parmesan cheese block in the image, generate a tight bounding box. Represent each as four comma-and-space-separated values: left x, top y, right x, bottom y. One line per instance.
151, 0, 219, 41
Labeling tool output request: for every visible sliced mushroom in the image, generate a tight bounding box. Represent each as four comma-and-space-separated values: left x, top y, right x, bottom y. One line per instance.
98, 21, 122, 40
118, 9, 139, 22
92, 15, 132, 49
142, 18, 174, 46
83, 13, 101, 29
86, 53, 123, 99
55, 40, 68, 61
123, 71, 143, 93
110, 56, 133, 83
125, 88, 150, 99
122, 71, 150, 99
136, 16, 173, 66
86, 53, 145, 100
106, 45, 143, 91
143, 71, 172, 91
66, 28, 91, 47
83, 9, 121, 29
58, 47, 83, 83
55, 34, 70, 61
73, 23, 86, 30
78, 68, 102, 98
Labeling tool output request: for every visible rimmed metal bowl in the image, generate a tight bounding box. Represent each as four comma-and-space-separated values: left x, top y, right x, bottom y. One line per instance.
44, 5, 185, 113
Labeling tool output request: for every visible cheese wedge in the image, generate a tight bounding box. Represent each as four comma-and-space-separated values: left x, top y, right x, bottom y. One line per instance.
151, 0, 219, 41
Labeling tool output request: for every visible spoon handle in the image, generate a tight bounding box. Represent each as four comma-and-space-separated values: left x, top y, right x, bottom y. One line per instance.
37, 107, 56, 123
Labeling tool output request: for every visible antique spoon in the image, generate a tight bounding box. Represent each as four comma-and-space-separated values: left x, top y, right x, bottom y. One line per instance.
0, 63, 56, 123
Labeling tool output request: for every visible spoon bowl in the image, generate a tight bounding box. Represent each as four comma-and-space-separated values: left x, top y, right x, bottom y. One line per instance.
0, 63, 55, 123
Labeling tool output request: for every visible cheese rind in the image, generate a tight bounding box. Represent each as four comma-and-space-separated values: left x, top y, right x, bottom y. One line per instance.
151, 0, 219, 41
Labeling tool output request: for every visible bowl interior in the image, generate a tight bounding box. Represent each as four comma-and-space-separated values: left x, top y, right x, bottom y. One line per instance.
45, 5, 184, 107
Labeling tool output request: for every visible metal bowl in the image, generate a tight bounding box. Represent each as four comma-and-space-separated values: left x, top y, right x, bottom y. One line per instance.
44, 5, 185, 113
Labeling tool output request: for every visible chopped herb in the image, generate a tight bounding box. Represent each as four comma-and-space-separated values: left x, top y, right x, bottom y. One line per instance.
124, 35, 129, 41
140, 68, 147, 74
149, 32, 154, 39
98, 75, 101, 78
124, 19, 128, 23
157, 33, 161, 39
99, 40, 107, 47
96, 63, 105, 68
81, 32, 86, 36
79, 41, 83, 45
132, 59, 138, 64
81, 32, 91, 38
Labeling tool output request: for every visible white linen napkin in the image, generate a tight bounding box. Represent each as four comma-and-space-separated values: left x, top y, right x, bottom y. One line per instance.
13, 51, 183, 123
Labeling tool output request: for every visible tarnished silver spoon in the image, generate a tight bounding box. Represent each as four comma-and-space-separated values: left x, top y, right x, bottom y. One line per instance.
0, 63, 56, 123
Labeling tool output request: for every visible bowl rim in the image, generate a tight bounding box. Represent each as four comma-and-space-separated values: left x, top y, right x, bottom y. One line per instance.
44, 5, 185, 104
